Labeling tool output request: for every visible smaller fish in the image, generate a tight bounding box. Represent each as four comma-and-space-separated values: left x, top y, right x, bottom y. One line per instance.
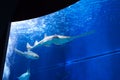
18, 69, 30, 80
14, 48, 39, 60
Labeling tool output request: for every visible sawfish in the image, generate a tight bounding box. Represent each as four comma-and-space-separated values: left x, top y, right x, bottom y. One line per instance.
26, 30, 95, 50
18, 69, 30, 80
14, 48, 39, 59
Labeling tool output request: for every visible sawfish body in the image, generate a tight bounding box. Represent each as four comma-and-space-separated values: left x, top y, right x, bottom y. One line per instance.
18, 69, 30, 80
26, 34, 73, 50
14, 48, 39, 59
26, 30, 95, 50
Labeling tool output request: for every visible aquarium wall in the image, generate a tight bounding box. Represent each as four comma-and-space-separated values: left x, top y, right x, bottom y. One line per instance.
2, 0, 120, 80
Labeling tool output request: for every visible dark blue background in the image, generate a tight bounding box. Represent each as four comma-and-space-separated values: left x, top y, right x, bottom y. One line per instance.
8, 0, 120, 80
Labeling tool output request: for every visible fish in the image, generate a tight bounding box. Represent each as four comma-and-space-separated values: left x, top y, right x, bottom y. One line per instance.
14, 48, 39, 59
18, 69, 30, 80
26, 30, 95, 50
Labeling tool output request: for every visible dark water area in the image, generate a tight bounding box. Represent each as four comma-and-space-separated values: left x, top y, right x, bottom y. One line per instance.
2, 0, 120, 80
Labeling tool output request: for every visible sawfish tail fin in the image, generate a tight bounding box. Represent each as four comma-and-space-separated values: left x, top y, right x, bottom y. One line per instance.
26, 42, 33, 50
27, 59, 32, 72
73, 30, 95, 39
27, 67, 30, 73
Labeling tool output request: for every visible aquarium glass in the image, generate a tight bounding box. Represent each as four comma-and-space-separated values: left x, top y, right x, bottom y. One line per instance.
2, 0, 120, 80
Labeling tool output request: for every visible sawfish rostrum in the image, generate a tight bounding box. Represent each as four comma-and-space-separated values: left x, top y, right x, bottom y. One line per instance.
27, 30, 95, 50
14, 48, 39, 59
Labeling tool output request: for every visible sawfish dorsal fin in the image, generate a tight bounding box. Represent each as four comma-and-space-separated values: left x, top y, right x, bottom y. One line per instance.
44, 33, 47, 38
26, 43, 32, 50
34, 40, 39, 46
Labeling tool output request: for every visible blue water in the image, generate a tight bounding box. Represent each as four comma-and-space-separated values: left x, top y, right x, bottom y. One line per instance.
2, 0, 120, 80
